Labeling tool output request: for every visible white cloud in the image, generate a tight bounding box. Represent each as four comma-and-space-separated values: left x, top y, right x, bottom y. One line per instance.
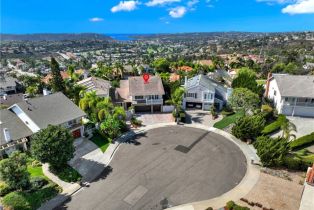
89, 17, 104, 22
187, 0, 199, 7
256, 0, 293, 3
169, 6, 187, 18
282, 0, 314, 14
146, 0, 180, 7
111, 1, 140, 13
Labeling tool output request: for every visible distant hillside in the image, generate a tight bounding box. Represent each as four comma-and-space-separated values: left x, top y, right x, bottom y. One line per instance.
0, 33, 113, 41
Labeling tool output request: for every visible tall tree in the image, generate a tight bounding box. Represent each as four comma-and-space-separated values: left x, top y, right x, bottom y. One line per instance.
229, 88, 260, 113
50, 57, 66, 93
281, 119, 297, 141
0, 152, 30, 190
31, 125, 75, 170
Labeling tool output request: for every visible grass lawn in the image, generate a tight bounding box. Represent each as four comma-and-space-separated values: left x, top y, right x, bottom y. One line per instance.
256, 79, 266, 85
27, 165, 45, 178
213, 111, 245, 129
90, 132, 110, 152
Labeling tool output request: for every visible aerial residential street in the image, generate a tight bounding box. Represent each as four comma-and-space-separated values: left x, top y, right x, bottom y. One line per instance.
61, 126, 246, 210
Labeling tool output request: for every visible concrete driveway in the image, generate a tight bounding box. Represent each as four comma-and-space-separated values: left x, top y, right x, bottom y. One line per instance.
69, 138, 107, 182
135, 113, 174, 126
287, 116, 314, 138
62, 126, 247, 210
185, 110, 222, 127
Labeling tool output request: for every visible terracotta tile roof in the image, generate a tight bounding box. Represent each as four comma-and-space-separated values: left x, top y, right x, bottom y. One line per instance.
178, 66, 193, 72
169, 73, 180, 82
42, 71, 70, 84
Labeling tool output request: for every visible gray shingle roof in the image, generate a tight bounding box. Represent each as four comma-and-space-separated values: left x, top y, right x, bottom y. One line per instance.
128, 76, 165, 96
0, 76, 17, 89
0, 109, 32, 146
13, 92, 86, 129
273, 74, 314, 98
186, 75, 217, 92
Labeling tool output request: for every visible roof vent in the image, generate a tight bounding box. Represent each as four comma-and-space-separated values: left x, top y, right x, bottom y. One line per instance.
3, 128, 11, 143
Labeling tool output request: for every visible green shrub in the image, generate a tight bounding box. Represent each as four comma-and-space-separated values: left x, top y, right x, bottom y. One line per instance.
50, 165, 81, 183
262, 114, 286, 135
261, 104, 273, 113
31, 160, 42, 167
290, 132, 314, 150
284, 155, 312, 171
2, 192, 32, 210
30, 177, 48, 191
232, 114, 266, 141
221, 110, 235, 116
0, 181, 12, 196
226, 200, 235, 209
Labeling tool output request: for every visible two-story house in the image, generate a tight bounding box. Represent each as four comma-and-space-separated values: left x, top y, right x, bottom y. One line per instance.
115, 76, 165, 113
0, 92, 86, 157
183, 75, 232, 110
265, 74, 314, 117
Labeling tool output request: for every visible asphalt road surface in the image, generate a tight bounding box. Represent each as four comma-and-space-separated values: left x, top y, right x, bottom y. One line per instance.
61, 126, 247, 210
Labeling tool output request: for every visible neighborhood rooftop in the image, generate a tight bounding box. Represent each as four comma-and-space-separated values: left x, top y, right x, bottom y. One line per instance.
272, 74, 314, 98
128, 76, 165, 96
0, 109, 32, 146
10, 92, 86, 129
77, 76, 111, 96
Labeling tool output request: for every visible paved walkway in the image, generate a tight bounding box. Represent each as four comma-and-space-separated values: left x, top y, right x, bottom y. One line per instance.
299, 182, 314, 210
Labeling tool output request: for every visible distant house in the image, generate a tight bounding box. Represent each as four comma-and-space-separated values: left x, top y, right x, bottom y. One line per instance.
42, 71, 70, 84
178, 66, 193, 72
265, 74, 314, 117
183, 75, 232, 110
0, 92, 86, 157
77, 77, 111, 97
0, 75, 18, 95
115, 76, 165, 113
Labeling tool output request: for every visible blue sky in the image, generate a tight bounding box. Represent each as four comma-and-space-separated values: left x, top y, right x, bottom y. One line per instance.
1, 0, 314, 34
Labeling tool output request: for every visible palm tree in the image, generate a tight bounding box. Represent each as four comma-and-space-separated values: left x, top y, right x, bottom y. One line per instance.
166, 87, 185, 122
281, 119, 297, 141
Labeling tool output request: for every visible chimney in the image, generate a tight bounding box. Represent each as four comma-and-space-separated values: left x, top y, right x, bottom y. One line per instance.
184, 76, 188, 87
264, 72, 272, 98
3, 128, 11, 143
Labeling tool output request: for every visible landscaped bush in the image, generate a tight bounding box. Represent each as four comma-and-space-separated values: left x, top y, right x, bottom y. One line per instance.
0, 181, 12, 196
31, 160, 42, 167
131, 117, 142, 127
2, 192, 32, 210
2, 184, 59, 210
289, 132, 314, 150
50, 165, 81, 183
225, 200, 250, 210
232, 114, 266, 141
30, 177, 48, 191
283, 155, 311, 171
261, 114, 286, 135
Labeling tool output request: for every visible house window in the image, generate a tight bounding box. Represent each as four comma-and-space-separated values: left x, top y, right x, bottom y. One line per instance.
274, 90, 276, 96
68, 119, 77, 125
135, 96, 143, 100
187, 93, 197, 98
311, 99, 314, 104
148, 95, 159, 100
203, 93, 212, 100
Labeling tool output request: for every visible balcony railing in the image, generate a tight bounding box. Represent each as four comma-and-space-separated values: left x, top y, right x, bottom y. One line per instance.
132, 99, 163, 105
283, 102, 314, 107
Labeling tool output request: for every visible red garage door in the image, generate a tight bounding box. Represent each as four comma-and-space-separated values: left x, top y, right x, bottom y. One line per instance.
72, 129, 81, 138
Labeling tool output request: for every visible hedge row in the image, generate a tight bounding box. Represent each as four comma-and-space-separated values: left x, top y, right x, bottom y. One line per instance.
261, 114, 286, 135
290, 132, 314, 150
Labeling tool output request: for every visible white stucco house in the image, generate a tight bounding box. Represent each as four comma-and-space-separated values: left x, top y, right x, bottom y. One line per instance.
265, 74, 314, 117
183, 75, 232, 110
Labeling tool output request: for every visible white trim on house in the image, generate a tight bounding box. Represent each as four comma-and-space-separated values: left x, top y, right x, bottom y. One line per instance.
9, 104, 41, 133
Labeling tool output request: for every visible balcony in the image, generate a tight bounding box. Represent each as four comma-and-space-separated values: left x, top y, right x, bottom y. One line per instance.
132, 99, 163, 105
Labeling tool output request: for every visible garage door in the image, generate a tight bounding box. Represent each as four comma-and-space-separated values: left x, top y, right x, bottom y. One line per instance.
134, 105, 151, 112
186, 102, 202, 109
153, 105, 161, 112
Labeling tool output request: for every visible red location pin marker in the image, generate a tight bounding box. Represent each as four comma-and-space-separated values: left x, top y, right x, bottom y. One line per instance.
143, 73, 150, 84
